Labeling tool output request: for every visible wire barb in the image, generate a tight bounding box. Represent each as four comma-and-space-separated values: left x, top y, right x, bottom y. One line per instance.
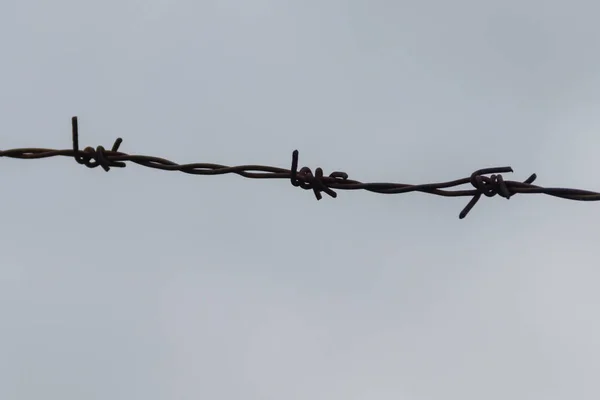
290, 150, 349, 200
72, 116, 126, 172
1, 116, 599, 219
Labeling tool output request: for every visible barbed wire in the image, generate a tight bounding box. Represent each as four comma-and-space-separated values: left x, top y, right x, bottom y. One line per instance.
1, 116, 599, 219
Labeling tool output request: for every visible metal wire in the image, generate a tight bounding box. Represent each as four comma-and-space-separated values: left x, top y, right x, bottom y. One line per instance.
1, 116, 599, 219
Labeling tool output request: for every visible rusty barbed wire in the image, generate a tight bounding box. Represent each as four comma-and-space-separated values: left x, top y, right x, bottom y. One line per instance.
1, 116, 599, 219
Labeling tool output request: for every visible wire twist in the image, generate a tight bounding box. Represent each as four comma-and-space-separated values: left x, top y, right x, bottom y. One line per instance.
0, 116, 599, 219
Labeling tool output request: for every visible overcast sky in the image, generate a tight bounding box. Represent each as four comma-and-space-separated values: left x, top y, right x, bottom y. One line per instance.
1, 1, 600, 399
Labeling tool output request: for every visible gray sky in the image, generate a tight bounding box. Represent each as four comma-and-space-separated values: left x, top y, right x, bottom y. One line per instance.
1, 1, 600, 399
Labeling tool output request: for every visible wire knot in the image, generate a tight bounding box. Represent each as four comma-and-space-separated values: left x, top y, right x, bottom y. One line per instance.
470, 169, 513, 199
458, 167, 514, 219
290, 150, 348, 200
459, 167, 538, 219
71, 117, 126, 172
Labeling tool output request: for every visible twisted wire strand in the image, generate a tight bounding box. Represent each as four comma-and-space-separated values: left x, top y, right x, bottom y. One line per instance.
1, 116, 599, 219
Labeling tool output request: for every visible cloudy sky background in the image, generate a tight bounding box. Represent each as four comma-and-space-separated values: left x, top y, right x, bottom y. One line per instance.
1, 1, 600, 399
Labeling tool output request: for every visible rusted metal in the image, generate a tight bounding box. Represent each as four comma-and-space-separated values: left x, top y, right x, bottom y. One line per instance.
1, 116, 598, 219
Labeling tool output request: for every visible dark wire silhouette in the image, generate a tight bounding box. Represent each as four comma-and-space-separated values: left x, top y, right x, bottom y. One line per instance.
1, 116, 599, 219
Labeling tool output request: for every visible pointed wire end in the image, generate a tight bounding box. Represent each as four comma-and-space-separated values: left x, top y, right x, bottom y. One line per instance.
112, 137, 124, 152
497, 166, 513, 174
525, 173, 537, 184
458, 207, 470, 219
459, 194, 481, 220
72, 116, 78, 135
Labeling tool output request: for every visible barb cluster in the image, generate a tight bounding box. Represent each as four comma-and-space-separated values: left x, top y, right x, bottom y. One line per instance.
1, 116, 599, 219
